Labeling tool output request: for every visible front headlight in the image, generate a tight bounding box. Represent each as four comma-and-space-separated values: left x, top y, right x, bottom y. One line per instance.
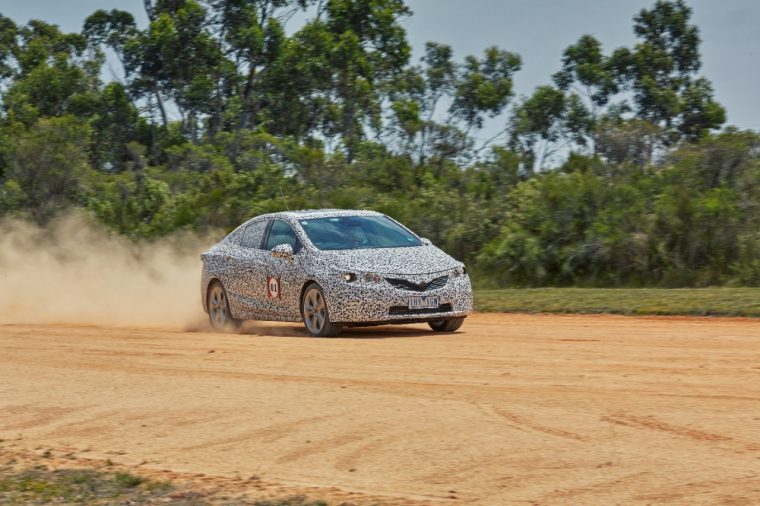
451, 265, 467, 278
341, 272, 382, 283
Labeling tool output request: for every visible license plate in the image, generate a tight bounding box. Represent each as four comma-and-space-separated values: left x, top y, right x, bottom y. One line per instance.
408, 296, 439, 310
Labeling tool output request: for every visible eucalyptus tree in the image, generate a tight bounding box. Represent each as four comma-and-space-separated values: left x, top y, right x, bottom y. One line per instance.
204, 0, 315, 134
4, 116, 93, 224
620, 0, 725, 141
516, 0, 725, 170
0, 19, 100, 125
389, 42, 521, 165
0, 15, 18, 89
319, 0, 412, 159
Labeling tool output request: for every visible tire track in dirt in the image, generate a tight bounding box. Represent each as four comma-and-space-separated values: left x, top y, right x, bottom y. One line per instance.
483, 404, 591, 442
1, 405, 86, 431
273, 429, 370, 465
599, 412, 760, 456
536, 471, 653, 502
601, 413, 732, 442
180, 415, 331, 451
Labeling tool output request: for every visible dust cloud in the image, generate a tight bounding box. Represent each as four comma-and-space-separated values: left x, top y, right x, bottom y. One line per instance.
0, 212, 220, 329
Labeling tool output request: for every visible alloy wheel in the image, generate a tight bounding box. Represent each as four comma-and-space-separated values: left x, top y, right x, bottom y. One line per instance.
209, 284, 228, 329
303, 287, 326, 334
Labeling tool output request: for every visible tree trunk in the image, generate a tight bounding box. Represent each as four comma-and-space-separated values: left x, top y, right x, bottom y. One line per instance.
144, 0, 155, 21
154, 88, 168, 128
239, 66, 257, 130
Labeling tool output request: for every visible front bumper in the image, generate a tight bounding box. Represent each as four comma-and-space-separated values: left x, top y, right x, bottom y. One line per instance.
324, 272, 473, 324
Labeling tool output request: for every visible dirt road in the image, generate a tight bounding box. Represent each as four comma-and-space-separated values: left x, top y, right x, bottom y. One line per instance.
2, 314, 760, 504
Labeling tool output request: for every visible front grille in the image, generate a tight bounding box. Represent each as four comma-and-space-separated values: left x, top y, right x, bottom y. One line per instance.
385, 275, 449, 292
388, 303, 453, 316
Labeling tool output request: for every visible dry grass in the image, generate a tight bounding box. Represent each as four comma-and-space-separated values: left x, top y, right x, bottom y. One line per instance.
0, 462, 332, 506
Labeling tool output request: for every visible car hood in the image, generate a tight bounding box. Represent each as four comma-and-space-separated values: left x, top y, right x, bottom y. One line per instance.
318, 246, 460, 275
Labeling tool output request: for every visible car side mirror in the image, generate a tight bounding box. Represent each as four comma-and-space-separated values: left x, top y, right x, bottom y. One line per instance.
271, 243, 294, 260
420, 238, 432, 246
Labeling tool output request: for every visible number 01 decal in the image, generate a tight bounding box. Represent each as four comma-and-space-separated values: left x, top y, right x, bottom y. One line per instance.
267, 276, 281, 299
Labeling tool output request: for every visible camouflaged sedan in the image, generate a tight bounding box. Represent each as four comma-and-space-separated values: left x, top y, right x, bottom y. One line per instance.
201, 209, 473, 336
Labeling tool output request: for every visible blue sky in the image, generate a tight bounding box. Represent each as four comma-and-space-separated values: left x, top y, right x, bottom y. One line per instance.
2, 0, 759, 132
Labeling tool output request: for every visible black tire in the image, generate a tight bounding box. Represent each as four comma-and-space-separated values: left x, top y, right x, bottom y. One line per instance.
301, 283, 341, 337
429, 317, 465, 333
207, 281, 241, 331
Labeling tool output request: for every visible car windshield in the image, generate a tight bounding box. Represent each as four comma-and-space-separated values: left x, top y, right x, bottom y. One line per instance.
299, 215, 422, 250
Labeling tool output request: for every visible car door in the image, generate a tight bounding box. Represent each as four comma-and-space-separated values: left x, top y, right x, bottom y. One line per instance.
225, 219, 271, 319
262, 219, 306, 319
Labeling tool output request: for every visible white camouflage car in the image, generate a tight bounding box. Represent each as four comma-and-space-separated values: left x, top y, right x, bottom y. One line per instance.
201, 209, 473, 336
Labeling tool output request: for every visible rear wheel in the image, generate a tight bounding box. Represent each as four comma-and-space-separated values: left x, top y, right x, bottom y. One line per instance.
301, 283, 341, 337
208, 281, 241, 331
429, 317, 465, 333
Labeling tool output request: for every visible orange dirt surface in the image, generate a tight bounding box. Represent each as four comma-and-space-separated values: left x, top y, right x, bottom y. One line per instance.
2, 313, 760, 505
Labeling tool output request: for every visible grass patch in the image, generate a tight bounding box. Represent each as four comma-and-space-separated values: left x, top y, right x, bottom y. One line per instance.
0, 466, 337, 505
113, 471, 145, 488
474, 288, 760, 317
0, 468, 172, 505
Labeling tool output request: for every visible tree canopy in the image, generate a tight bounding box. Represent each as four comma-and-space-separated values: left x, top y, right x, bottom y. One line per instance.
2, 0, 757, 287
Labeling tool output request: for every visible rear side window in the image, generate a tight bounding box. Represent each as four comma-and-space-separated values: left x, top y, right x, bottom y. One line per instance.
265, 220, 300, 252
240, 220, 267, 249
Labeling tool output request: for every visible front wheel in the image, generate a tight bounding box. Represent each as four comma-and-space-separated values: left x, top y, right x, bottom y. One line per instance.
301, 283, 341, 337
207, 281, 241, 331
429, 317, 465, 333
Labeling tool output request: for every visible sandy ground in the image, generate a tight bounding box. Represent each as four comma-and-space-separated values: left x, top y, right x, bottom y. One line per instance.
1, 313, 760, 505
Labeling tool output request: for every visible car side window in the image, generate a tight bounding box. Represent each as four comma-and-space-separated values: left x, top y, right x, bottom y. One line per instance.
265, 220, 300, 253
240, 220, 268, 249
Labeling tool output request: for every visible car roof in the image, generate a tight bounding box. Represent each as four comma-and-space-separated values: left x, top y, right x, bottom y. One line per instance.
225, 209, 408, 247
260, 209, 385, 221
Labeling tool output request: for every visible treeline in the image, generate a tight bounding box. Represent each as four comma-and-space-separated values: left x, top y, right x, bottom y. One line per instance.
0, 0, 758, 287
